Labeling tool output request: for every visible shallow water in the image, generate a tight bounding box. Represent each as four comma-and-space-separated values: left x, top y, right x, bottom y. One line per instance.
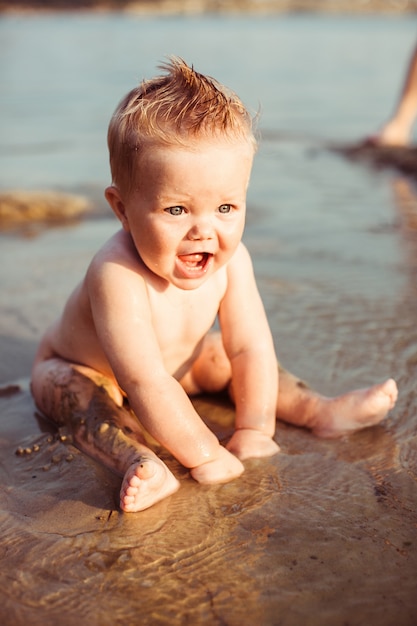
1, 11, 417, 626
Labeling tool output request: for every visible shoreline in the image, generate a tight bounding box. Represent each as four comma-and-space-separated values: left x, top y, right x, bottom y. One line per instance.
1, 0, 416, 15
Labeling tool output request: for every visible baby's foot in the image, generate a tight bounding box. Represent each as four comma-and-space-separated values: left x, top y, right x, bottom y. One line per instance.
312, 378, 398, 439
120, 457, 180, 512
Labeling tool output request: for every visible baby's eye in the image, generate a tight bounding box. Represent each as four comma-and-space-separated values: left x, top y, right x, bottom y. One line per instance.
218, 204, 232, 214
165, 206, 184, 216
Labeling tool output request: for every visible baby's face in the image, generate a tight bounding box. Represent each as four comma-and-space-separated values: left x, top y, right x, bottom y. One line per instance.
120, 137, 254, 290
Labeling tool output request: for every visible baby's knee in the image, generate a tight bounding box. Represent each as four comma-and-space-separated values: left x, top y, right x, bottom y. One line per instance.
203, 332, 230, 367
192, 335, 232, 394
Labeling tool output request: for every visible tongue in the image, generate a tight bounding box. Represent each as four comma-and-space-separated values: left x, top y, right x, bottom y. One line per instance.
178, 253, 204, 265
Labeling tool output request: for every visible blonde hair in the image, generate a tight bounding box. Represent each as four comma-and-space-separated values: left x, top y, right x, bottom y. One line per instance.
107, 57, 257, 195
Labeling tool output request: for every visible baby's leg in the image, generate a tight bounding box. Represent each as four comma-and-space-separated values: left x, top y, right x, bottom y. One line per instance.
31, 358, 179, 511
179, 332, 232, 395
180, 332, 398, 439
276, 367, 398, 438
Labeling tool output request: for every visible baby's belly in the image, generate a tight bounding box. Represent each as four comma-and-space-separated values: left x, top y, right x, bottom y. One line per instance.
51, 328, 202, 387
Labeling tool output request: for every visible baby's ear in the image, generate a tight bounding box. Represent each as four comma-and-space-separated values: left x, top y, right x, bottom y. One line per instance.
105, 186, 130, 231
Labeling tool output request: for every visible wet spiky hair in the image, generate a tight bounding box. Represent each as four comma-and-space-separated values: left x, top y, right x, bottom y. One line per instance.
107, 57, 257, 195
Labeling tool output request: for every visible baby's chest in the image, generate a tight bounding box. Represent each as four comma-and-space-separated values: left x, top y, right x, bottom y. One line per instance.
155, 296, 218, 342
149, 287, 222, 349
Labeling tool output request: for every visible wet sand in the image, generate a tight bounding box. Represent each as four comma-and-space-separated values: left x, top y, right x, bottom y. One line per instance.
1, 158, 417, 624
1, 381, 417, 626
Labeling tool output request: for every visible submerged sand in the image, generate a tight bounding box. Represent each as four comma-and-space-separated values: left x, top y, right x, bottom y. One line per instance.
1, 380, 417, 625
1, 146, 417, 625
2, 378, 417, 626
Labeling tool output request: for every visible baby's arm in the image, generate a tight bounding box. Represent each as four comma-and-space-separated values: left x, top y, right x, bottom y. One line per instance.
87, 247, 243, 483
121, 370, 244, 483
219, 244, 280, 460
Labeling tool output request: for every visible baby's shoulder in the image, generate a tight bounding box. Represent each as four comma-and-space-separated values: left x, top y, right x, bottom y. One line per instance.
92, 229, 139, 264
87, 230, 147, 284
227, 241, 253, 273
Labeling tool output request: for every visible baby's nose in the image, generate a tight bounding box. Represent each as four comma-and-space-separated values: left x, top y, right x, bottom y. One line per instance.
187, 218, 214, 240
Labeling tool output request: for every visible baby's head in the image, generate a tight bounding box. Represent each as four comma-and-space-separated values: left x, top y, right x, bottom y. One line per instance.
107, 57, 257, 197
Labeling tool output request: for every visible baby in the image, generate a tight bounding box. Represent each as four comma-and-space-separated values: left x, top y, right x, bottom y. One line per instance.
31, 58, 398, 512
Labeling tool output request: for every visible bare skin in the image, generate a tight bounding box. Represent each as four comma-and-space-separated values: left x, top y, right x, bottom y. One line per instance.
368, 44, 417, 147
31, 138, 398, 513
184, 333, 398, 442
310, 381, 398, 438
120, 458, 180, 513
32, 334, 397, 512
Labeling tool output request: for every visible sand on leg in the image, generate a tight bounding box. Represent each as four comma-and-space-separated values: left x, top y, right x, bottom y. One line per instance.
31, 357, 179, 511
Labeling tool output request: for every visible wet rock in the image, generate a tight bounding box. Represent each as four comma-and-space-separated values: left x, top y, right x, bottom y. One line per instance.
0, 190, 91, 230
0, 384, 21, 398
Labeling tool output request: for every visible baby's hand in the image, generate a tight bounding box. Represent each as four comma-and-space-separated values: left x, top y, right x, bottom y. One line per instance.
226, 428, 280, 461
190, 446, 244, 485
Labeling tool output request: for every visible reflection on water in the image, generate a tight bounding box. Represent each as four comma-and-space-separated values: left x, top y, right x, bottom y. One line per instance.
1, 12, 417, 626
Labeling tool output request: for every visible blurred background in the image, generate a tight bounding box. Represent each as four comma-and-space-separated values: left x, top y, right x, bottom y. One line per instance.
0, 2, 416, 196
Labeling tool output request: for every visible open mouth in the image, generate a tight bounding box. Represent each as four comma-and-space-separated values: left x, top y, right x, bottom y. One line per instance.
176, 252, 213, 278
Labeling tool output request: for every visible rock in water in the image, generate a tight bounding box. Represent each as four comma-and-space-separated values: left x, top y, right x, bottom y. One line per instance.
0, 190, 92, 229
